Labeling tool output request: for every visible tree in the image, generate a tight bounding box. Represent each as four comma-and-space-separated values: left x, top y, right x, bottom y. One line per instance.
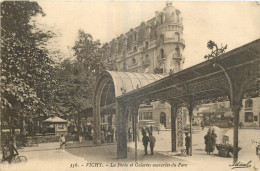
1, 1, 56, 141
52, 30, 113, 129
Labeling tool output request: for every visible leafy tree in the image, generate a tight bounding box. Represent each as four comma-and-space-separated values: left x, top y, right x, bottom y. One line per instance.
53, 30, 113, 129
1, 1, 56, 140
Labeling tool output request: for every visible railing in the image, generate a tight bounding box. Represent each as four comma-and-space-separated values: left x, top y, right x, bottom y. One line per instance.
157, 54, 166, 61
128, 62, 139, 70
143, 46, 149, 51
172, 53, 182, 59
142, 59, 151, 66
164, 38, 185, 44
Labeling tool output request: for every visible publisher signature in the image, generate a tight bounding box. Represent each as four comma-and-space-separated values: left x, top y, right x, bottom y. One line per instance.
229, 160, 252, 169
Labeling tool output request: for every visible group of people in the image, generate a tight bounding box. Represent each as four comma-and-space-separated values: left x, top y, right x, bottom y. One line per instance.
101, 126, 115, 143
204, 129, 217, 155
142, 127, 156, 155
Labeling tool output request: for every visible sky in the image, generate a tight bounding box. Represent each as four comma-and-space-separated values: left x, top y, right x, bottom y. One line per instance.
37, 1, 260, 69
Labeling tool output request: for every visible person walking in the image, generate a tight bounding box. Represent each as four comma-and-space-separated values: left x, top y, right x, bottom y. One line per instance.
60, 134, 66, 153
185, 133, 191, 156
211, 130, 217, 151
204, 131, 212, 155
201, 121, 205, 130
149, 133, 156, 155
142, 133, 149, 155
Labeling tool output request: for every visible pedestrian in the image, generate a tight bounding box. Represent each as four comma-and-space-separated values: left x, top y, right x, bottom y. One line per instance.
60, 134, 66, 153
149, 133, 156, 155
111, 127, 114, 143
150, 125, 153, 133
185, 132, 191, 156
78, 128, 83, 143
142, 133, 149, 155
211, 130, 217, 152
142, 127, 146, 137
204, 131, 213, 155
128, 127, 132, 142
201, 121, 205, 130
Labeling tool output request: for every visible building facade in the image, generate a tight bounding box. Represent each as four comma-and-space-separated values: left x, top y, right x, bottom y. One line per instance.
102, 2, 185, 129
196, 97, 260, 128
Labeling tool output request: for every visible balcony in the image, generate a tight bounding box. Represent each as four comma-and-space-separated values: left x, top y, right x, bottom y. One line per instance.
142, 59, 151, 67
142, 46, 149, 51
164, 38, 185, 45
128, 62, 139, 70
157, 54, 166, 62
172, 53, 182, 59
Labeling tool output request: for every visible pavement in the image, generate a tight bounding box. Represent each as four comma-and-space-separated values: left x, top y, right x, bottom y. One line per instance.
0, 127, 259, 171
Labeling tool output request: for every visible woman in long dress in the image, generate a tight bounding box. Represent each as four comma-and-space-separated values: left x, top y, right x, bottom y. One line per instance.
204, 131, 213, 154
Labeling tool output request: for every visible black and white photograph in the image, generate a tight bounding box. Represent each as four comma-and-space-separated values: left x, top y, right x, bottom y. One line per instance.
0, 1, 260, 171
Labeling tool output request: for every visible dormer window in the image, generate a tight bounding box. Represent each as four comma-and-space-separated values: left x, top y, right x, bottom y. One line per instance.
176, 12, 180, 22
134, 32, 137, 41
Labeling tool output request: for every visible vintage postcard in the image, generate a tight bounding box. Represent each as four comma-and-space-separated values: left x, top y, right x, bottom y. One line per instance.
1, 1, 259, 171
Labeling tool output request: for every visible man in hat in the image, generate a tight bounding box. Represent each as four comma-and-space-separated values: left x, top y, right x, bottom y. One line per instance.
185, 132, 191, 156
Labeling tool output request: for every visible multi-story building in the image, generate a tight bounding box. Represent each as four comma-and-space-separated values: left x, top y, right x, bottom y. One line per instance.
103, 2, 185, 75
102, 2, 185, 129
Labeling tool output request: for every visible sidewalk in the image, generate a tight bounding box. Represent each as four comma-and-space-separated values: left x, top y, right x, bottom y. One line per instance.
17, 140, 116, 152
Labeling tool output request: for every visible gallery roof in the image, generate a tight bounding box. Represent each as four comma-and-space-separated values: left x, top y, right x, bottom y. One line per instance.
103, 71, 165, 97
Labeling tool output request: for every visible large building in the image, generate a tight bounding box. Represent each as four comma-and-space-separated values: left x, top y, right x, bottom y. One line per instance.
103, 2, 185, 75
101, 2, 185, 129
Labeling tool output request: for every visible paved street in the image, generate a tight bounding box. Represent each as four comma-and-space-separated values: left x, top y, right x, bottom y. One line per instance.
1, 127, 259, 171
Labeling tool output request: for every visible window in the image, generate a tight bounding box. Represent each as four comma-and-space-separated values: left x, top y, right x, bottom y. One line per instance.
175, 32, 180, 41
132, 58, 136, 64
143, 112, 153, 120
134, 32, 137, 41
145, 41, 149, 49
160, 34, 164, 42
245, 99, 253, 108
245, 112, 253, 122
176, 13, 180, 22
139, 113, 142, 120
145, 54, 149, 60
175, 47, 180, 57
160, 49, 164, 58
254, 116, 258, 121
133, 46, 137, 52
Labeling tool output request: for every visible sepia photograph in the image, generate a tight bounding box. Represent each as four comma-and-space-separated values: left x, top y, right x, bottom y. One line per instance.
0, 1, 260, 171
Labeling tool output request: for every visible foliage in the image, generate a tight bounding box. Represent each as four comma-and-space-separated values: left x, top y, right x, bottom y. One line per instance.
53, 30, 113, 126
1, 1, 56, 129
204, 40, 227, 60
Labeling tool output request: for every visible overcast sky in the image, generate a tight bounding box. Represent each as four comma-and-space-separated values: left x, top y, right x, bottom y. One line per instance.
37, 1, 260, 69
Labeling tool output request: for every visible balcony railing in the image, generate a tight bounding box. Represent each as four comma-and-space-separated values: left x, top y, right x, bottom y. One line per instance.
164, 38, 185, 45
157, 54, 166, 61
172, 53, 182, 59
142, 59, 151, 66
128, 62, 139, 70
